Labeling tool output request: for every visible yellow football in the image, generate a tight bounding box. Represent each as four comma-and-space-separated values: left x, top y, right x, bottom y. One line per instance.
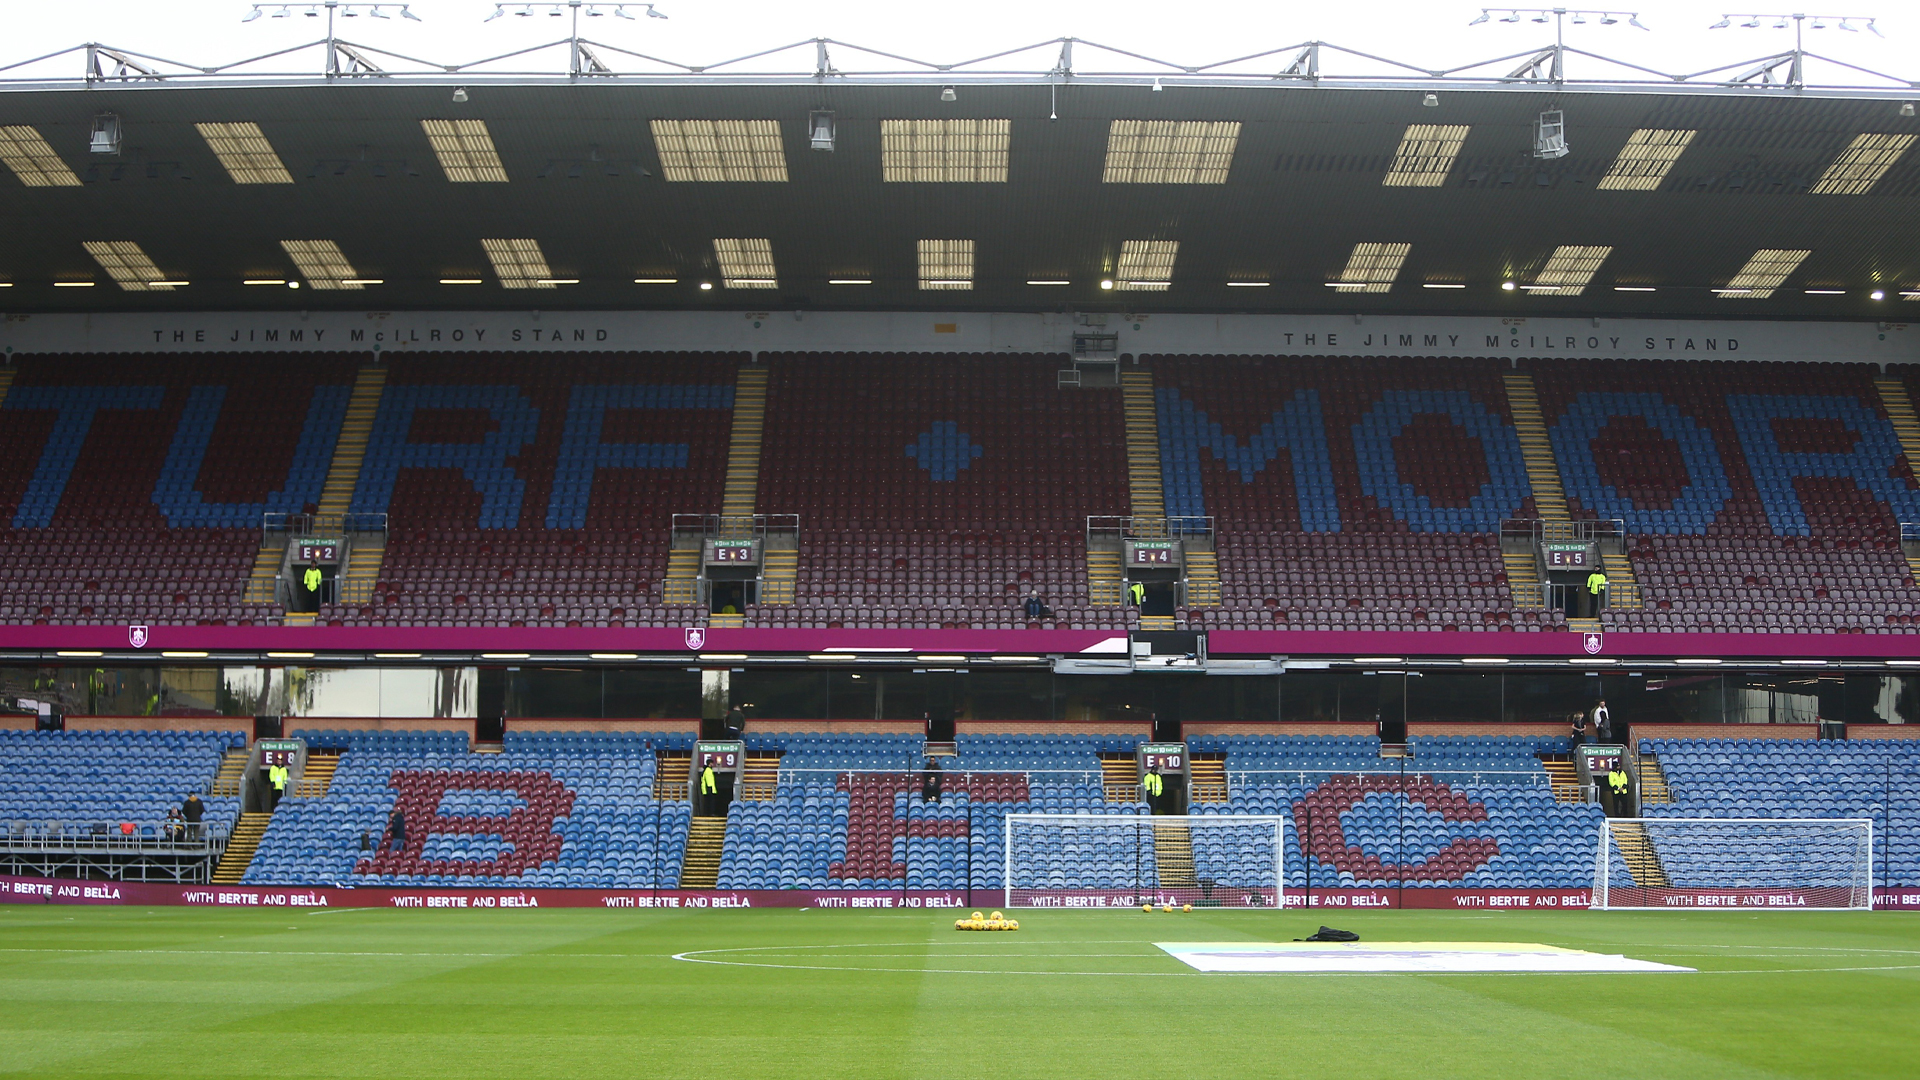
1007, 920, 1019, 930
1162, 903, 1174, 912
990, 911, 1003, 921
1143, 903, 1154, 912
971, 912, 984, 921
1183, 904, 1192, 912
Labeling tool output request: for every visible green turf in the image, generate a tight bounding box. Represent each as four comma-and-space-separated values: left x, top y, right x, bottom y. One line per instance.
2, 904, 1917, 1079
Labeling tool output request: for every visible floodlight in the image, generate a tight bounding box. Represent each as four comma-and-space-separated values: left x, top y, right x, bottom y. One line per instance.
1502, 280, 1517, 290
1743, 16, 1760, 26
242, 8, 263, 20
1469, 11, 1490, 24
941, 87, 957, 102
452, 87, 469, 102
1628, 15, 1647, 28
1709, 16, 1730, 29
1423, 92, 1439, 106
809, 110, 836, 152
1903, 103, 1916, 117
1501, 11, 1521, 22
484, 6, 504, 19
1532, 12, 1549, 22
1599, 12, 1617, 23
1871, 289, 1886, 300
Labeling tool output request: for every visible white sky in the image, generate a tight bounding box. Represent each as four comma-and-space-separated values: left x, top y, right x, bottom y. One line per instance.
4, 0, 1912, 84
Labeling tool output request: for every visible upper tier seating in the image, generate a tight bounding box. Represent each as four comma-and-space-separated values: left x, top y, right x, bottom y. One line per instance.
1529, 360, 1920, 634
0, 354, 358, 626
1643, 736, 1920, 886
329, 353, 742, 628
755, 354, 1130, 630
0, 729, 243, 835
1147, 356, 1550, 632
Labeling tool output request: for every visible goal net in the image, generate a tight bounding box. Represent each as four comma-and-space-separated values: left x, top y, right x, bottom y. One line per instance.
1594, 817, 1873, 910
1003, 814, 1285, 909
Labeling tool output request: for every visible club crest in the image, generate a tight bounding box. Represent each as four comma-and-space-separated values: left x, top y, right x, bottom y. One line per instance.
684, 627, 706, 650
1582, 632, 1603, 655
129, 625, 149, 649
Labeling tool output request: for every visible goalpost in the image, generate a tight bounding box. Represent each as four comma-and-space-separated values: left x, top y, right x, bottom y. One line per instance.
1003, 814, 1286, 909
1594, 818, 1874, 911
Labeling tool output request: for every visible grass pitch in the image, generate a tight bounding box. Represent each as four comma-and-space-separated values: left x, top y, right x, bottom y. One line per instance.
2, 904, 1917, 1079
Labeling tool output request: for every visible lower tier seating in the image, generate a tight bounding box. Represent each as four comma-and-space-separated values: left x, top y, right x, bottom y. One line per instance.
0, 729, 242, 835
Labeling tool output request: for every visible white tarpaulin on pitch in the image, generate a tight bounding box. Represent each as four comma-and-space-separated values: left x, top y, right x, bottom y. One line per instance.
1156, 942, 1693, 974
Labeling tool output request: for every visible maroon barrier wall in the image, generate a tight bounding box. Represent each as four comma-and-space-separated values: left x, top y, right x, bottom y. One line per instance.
5, 876, 1916, 910
4, 624, 1920, 661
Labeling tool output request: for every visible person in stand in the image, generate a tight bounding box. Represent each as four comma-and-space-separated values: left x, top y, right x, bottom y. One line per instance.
1592, 700, 1613, 746
724, 706, 746, 739
1570, 710, 1588, 749
1608, 766, 1630, 798
301, 561, 324, 610
1584, 567, 1610, 618
1141, 766, 1163, 800
1024, 591, 1052, 620
921, 756, 942, 805
181, 792, 205, 841
164, 805, 185, 842
385, 805, 407, 853
1128, 581, 1146, 608
267, 761, 289, 809
699, 762, 718, 797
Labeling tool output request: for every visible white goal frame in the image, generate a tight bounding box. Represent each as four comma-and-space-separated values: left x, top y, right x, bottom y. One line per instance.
1002, 813, 1287, 910
1593, 817, 1874, 911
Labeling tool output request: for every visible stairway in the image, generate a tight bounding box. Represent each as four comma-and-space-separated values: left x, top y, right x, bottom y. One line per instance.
1634, 750, 1673, 804
653, 751, 691, 800
678, 816, 727, 888
1876, 376, 1920, 581
211, 812, 271, 884
1137, 615, 1177, 631
1188, 754, 1228, 803
661, 546, 701, 606
739, 753, 781, 801
1152, 822, 1197, 889
1539, 753, 1584, 803
1612, 821, 1670, 888
1502, 551, 1544, 609
318, 365, 387, 517
1099, 754, 1139, 802
721, 367, 768, 519
337, 534, 384, 607
1086, 549, 1123, 606
760, 546, 797, 605
1120, 370, 1166, 519
1502, 372, 1571, 521
1184, 550, 1221, 607
293, 751, 341, 799
208, 749, 249, 797
241, 537, 288, 605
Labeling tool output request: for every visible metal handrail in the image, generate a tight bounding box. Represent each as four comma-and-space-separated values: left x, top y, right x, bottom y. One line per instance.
1, 820, 230, 853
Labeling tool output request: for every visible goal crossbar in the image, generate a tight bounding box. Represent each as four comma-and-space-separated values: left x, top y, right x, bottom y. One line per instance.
1002, 813, 1287, 910
1593, 817, 1873, 911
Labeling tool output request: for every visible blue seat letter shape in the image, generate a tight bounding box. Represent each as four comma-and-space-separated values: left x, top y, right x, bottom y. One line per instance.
1727, 393, 1920, 534
1154, 387, 1339, 530
5, 386, 165, 528
349, 385, 540, 528
151, 385, 350, 527
545, 384, 731, 529
1351, 390, 1531, 533
1548, 392, 1731, 535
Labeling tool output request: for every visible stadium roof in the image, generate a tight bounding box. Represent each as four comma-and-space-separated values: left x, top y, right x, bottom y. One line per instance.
1, 78, 1917, 319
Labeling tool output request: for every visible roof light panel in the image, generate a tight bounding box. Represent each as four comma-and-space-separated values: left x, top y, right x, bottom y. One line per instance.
1114, 240, 1177, 291
82, 241, 172, 292
651, 119, 788, 182
1720, 248, 1811, 298
1810, 132, 1916, 195
0, 125, 80, 187
882, 119, 1009, 182
196, 122, 293, 184
1596, 128, 1697, 191
1102, 120, 1241, 184
1527, 245, 1612, 296
420, 119, 508, 182
280, 240, 363, 290
713, 238, 778, 288
1382, 124, 1469, 187
918, 239, 974, 290
1331, 242, 1411, 292
480, 238, 556, 288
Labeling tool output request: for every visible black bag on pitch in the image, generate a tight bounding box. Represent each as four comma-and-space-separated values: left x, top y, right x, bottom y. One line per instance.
1298, 926, 1360, 942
